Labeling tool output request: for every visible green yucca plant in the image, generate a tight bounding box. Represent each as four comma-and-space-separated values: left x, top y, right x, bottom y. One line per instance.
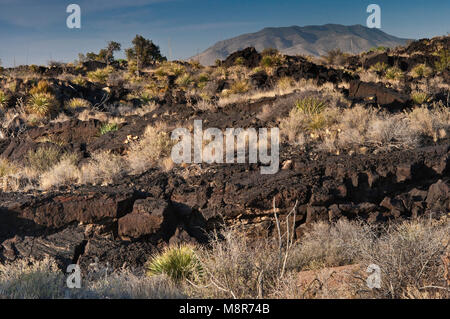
434, 49, 449, 73
369, 62, 389, 74
87, 66, 113, 84
385, 66, 404, 80
99, 123, 119, 135
410, 64, 433, 78
411, 91, 431, 105
0, 91, 8, 109
27, 92, 58, 117
296, 97, 327, 115
146, 245, 203, 283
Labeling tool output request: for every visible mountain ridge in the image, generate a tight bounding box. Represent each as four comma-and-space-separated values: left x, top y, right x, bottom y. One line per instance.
192, 24, 412, 65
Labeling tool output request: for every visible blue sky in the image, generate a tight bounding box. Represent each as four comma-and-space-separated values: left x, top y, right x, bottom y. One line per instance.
0, 0, 449, 67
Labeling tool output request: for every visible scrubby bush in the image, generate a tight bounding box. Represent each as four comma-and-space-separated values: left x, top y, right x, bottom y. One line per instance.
434, 49, 449, 72
127, 124, 173, 173
229, 80, 250, 94
87, 66, 114, 84
65, 98, 91, 109
0, 91, 8, 108
410, 64, 433, 78
29, 80, 52, 95
146, 245, 203, 284
370, 62, 389, 74
411, 91, 430, 105
26, 145, 62, 173
385, 66, 404, 80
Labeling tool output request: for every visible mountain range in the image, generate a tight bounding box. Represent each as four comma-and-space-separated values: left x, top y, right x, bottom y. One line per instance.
192, 24, 412, 65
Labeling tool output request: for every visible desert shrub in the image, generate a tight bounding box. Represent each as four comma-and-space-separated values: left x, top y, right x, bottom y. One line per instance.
79, 150, 125, 185
0, 91, 9, 108
0, 158, 18, 177
385, 66, 404, 80
359, 220, 449, 299
146, 245, 203, 284
0, 257, 66, 299
260, 55, 282, 68
408, 105, 450, 141
127, 124, 173, 173
369, 62, 389, 74
434, 49, 450, 72
289, 220, 372, 271
192, 230, 283, 299
229, 80, 250, 94
29, 80, 51, 95
87, 66, 114, 84
175, 73, 193, 88
277, 77, 295, 91
367, 115, 419, 149
26, 145, 62, 173
65, 98, 91, 109
86, 271, 184, 299
0, 257, 184, 299
99, 122, 119, 135
234, 57, 245, 66
410, 64, 433, 78
411, 91, 430, 105
324, 49, 348, 65
72, 75, 87, 86
27, 92, 58, 117
39, 154, 79, 189
155, 62, 185, 77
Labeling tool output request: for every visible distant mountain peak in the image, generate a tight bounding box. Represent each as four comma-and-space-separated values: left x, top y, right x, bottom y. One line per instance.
192, 24, 411, 65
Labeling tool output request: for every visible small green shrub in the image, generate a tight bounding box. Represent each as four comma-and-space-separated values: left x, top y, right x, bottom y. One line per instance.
229, 80, 250, 94
234, 57, 245, 66
99, 123, 119, 135
87, 66, 114, 84
411, 91, 430, 105
0, 91, 9, 108
385, 66, 404, 80
175, 73, 193, 88
410, 64, 433, 78
370, 62, 389, 74
146, 245, 203, 283
434, 49, 450, 72
29, 80, 52, 95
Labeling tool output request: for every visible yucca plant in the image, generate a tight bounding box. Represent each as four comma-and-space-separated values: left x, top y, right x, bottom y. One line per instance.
146, 245, 203, 284
296, 97, 327, 115
65, 98, 91, 109
27, 92, 58, 117
29, 80, 51, 95
87, 66, 113, 84
385, 66, 404, 80
230, 80, 250, 94
434, 49, 449, 73
72, 75, 87, 87
369, 62, 389, 74
99, 123, 119, 135
175, 73, 193, 88
410, 64, 433, 78
411, 91, 430, 105
0, 91, 8, 109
